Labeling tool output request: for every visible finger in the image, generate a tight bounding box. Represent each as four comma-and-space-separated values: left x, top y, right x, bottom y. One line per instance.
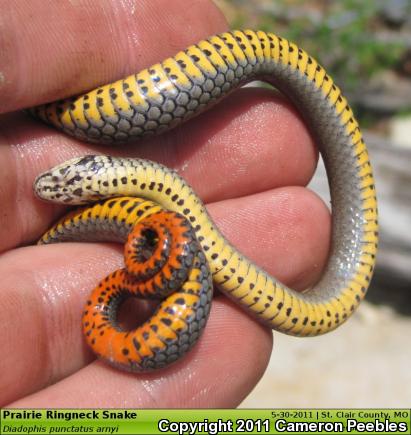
0, 243, 120, 406
0, 87, 316, 250
1, 0, 227, 112
211, 187, 331, 290
0, 186, 330, 405
9, 299, 272, 408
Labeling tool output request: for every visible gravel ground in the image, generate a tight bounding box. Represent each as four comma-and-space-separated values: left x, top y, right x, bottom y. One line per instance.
241, 301, 411, 407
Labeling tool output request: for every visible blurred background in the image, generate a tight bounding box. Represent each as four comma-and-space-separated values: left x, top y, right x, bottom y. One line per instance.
214, 0, 411, 407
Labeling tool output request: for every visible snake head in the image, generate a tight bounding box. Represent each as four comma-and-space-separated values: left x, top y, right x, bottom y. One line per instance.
33, 155, 110, 204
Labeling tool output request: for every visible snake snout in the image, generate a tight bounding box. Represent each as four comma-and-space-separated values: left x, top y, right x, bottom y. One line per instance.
33, 157, 92, 203
33, 171, 53, 199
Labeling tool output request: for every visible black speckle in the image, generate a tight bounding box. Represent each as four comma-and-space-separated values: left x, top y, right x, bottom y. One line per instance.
73, 188, 83, 196
126, 203, 138, 213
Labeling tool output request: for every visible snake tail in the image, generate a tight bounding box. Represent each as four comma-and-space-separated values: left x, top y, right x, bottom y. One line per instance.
40, 198, 213, 372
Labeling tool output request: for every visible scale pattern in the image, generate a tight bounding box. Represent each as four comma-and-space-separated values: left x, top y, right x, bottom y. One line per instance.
33, 30, 378, 369
40, 198, 213, 371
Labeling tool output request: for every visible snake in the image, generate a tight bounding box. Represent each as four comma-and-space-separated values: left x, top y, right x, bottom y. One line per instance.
32, 29, 378, 372
38, 197, 213, 371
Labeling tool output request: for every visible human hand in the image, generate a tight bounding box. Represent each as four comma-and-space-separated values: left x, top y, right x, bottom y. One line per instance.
0, 0, 330, 407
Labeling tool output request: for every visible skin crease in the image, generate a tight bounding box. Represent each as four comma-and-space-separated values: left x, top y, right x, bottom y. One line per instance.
0, 0, 331, 407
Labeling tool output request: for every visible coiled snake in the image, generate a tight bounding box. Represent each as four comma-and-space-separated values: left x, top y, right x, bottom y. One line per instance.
32, 30, 378, 372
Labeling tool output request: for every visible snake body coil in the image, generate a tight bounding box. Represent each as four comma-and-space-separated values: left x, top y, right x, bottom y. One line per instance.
33, 30, 378, 371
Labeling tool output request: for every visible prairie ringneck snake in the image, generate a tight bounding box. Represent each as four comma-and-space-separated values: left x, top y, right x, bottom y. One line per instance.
32, 30, 378, 372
